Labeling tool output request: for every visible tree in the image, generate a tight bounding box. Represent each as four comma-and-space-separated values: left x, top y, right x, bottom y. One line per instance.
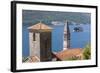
83, 44, 91, 59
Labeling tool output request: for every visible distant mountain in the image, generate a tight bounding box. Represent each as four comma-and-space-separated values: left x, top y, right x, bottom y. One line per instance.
22, 10, 91, 25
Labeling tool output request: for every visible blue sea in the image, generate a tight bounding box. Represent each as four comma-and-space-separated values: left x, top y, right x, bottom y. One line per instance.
22, 23, 90, 57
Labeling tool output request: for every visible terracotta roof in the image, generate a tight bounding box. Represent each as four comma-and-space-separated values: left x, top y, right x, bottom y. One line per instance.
54, 48, 83, 60
28, 22, 52, 30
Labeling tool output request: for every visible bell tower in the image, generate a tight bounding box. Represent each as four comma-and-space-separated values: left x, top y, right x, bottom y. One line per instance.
28, 22, 52, 61
63, 20, 70, 50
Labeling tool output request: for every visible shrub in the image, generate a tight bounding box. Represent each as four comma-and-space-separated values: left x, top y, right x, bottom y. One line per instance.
22, 57, 29, 62
83, 44, 91, 59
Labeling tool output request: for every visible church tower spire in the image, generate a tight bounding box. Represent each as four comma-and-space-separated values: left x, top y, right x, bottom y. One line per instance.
63, 20, 70, 50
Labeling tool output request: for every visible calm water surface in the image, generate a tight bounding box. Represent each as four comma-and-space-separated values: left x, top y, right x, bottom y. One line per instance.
22, 23, 90, 57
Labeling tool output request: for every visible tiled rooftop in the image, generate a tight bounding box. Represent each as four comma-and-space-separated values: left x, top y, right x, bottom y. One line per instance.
28, 22, 52, 30
54, 48, 83, 60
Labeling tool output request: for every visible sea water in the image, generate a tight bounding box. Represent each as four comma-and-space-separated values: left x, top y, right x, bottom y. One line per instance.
22, 23, 90, 57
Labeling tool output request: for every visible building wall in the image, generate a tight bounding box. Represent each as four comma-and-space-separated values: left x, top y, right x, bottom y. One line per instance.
29, 32, 40, 60
67, 39, 70, 48
63, 22, 70, 50
34, 33, 40, 59
40, 32, 52, 61
29, 31, 52, 62
29, 32, 34, 56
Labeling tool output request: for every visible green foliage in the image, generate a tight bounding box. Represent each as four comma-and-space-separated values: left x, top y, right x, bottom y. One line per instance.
83, 44, 91, 59
22, 57, 29, 62
64, 56, 80, 61
67, 57, 79, 61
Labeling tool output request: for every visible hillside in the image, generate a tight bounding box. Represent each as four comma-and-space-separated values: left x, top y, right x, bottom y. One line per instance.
22, 10, 91, 25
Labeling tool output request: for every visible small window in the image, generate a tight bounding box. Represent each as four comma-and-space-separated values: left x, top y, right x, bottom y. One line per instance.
33, 33, 35, 41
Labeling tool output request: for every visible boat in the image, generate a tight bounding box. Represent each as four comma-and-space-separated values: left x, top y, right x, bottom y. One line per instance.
51, 21, 61, 25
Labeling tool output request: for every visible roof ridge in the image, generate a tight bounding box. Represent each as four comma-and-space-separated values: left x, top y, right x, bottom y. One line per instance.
28, 22, 52, 30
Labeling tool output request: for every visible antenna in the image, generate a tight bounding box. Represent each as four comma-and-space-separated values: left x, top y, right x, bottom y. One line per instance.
38, 20, 43, 29
39, 20, 42, 23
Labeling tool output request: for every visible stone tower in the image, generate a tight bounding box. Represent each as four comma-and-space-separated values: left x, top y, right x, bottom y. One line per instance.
28, 22, 52, 61
63, 20, 70, 50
